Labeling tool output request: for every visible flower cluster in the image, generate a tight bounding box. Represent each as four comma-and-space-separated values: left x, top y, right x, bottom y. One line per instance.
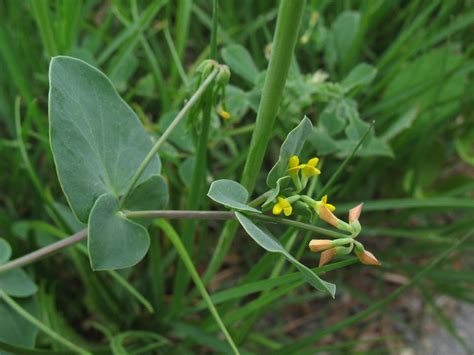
269, 155, 380, 267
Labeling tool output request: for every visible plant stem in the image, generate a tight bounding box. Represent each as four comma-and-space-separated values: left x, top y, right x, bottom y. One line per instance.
203, 0, 306, 284
125, 210, 348, 238
0, 290, 90, 354
171, 0, 220, 315
125, 210, 235, 220
0, 210, 347, 275
0, 229, 87, 274
119, 68, 218, 205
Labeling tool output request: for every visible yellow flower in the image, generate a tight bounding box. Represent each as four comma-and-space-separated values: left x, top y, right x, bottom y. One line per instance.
300, 157, 321, 177
272, 197, 293, 217
217, 107, 230, 120
287, 155, 300, 176
319, 194, 336, 212
287, 156, 321, 177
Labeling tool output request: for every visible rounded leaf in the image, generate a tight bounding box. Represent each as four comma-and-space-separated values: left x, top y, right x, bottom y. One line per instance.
88, 193, 150, 270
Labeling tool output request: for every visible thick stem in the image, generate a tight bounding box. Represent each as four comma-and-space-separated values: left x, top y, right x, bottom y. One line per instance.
203, 0, 306, 284
119, 68, 219, 205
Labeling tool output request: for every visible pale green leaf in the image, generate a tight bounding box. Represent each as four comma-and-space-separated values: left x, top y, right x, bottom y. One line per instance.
262, 176, 291, 208
221, 44, 259, 84
0, 269, 38, 298
0, 238, 11, 265
267, 117, 313, 188
49, 56, 161, 223
207, 180, 260, 213
88, 193, 149, 270
0, 297, 38, 349
382, 106, 419, 141
235, 212, 336, 297
341, 63, 377, 92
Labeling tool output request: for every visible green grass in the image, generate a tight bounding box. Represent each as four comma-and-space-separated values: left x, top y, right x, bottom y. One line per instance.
0, 0, 473, 353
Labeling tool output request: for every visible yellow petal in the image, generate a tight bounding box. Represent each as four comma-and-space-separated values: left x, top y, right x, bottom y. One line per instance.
283, 205, 292, 216
326, 203, 336, 212
277, 197, 290, 208
321, 195, 328, 204
302, 165, 320, 176
307, 157, 319, 167
289, 155, 300, 168
272, 203, 283, 215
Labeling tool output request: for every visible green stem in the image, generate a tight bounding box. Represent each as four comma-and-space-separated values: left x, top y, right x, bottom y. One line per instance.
0, 290, 90, 354
0, 210, 346, 275
154, 220, 240, 355
124, 210, 348, 238
119, 68, 218, 205
203, 0, 306, 284
171, 0, 220, 314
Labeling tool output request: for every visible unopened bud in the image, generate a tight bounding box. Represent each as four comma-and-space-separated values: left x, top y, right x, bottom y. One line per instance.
196, 59, 217, 77
216, 65, 231, 85
319, 248, 336, 267
356, 250, 381, 266
218, 108, 230, 120
309, 239, 333, 252
319, 205, 339, 228
349, 203, 363, 223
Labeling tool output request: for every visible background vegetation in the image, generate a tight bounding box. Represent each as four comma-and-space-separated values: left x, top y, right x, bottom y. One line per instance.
0, 0, 473, 353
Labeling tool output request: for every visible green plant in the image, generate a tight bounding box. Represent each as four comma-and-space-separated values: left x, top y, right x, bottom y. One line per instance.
1, 1, 473, 353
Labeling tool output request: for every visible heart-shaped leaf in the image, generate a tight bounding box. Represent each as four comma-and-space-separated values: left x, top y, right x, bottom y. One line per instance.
266, 117, 313, 188
124, 175, 169, 226
49, 56, 161, 223
235, 212, 336, 297
208, 180, 260, 213
88, 193, 150, 270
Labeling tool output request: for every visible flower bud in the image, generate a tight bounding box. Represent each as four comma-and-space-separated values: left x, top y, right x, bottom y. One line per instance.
216, 65, 231, 85
196, 59, 217, 77
356, 250, 381, 266
319, 248, 336, 267
349, 203, 363, 223
319, 205, 339, 228
309, 239, 333, 252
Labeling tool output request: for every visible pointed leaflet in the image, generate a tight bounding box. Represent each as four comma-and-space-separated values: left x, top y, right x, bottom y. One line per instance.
235, 212, 336, 297
208, 179, 260, 213
49, 56, 161, 223
267, 117, 313, 188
